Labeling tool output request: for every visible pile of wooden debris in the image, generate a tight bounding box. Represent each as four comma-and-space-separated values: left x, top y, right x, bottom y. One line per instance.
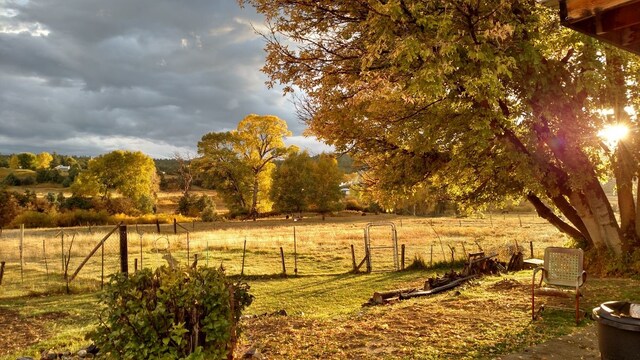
365, 252, 509, 306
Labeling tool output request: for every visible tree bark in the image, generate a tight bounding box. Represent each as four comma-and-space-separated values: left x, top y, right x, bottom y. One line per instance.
251, 173, 259, 221
616, 142, 638, 247
636, 171, 640, 241
532, 113, 623, 255
527, 193, 586, 243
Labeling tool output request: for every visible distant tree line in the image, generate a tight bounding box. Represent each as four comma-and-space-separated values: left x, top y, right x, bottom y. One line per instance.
2, 114, 448, 229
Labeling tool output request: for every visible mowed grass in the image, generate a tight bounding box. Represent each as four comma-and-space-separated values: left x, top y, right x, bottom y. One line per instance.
1, 213, 636, 359
0, 167, 35, 178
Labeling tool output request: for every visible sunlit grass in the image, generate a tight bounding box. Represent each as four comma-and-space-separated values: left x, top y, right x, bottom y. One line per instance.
0, 213, 600, 359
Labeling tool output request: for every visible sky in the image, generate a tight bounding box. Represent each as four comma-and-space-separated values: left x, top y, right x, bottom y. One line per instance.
0, 0, 333, 158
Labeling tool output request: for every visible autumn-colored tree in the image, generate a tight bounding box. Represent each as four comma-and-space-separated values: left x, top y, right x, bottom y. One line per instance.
197, 114, 294, 218
16, 153, 36, 170
196, 132, 253, 215
0, 190, 20, 227
242, 0, 640, 256
71, 150, 158, 213
309, 153, 344, 220
35, 152, 53, 169
8, 155, 19, 169
270, 151, 315, 214
174, 152, 194, 196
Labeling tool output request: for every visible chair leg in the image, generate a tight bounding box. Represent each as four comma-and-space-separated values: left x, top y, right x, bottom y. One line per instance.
575, 290, 580, 325
532, 275, 536, 321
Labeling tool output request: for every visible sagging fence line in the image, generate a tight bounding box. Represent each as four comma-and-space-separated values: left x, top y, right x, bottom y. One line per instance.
0, 215, 557, 296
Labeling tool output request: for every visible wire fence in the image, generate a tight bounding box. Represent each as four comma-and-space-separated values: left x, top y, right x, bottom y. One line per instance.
0, 214, 562, 297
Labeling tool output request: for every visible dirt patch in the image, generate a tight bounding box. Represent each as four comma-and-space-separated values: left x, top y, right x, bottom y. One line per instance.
497, 325, 599, 359
0, 308, 62, 356
237, 280, 542, 359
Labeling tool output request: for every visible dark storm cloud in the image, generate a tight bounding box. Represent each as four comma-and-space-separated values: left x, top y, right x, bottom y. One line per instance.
0, 0, 326, 158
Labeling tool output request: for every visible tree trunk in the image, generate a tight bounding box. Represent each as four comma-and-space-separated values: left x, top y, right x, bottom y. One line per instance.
532, 114, 623, 255
572, 186, 623, 256
251, 174, 259, 221
615, 143, 636, 244
636, 173, 640, 241
527, 193, 586, 243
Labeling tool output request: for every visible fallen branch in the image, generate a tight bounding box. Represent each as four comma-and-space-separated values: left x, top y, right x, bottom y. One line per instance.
372, 288, 417, 305
399, 275, 476, 300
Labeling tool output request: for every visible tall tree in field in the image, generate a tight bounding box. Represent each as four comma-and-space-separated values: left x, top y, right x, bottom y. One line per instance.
16, 153, 36, 170
71, 150, 158, 212
236, 114, 293, 218
8, 155, 20, 169
174, 152, 194, 196
270, 151, 315, 215
242, 0, 640, 257
197, 114, 293, 218
35, 152, 53, 169
309, 153, 344, 220
196, 132, 253, 215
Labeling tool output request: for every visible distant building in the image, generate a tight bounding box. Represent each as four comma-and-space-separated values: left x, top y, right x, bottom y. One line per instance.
54, 165, 71, 171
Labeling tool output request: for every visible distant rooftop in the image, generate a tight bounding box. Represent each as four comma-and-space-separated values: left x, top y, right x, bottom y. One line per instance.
540, 0, 640, 55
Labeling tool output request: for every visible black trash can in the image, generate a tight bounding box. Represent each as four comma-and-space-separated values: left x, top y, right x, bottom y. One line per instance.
593, 301, 640, 360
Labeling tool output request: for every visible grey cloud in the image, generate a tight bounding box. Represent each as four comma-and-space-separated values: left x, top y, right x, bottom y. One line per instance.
0, 0, 315, 158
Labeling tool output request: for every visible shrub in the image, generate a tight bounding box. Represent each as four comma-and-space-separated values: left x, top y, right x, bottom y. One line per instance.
91, 266, 253, 359
11, 211, 56, 228
36, 168, 64, 184
105, 197, 139, 216
2, 173, 21, 186
15, 190, 37, 208
0, 191, 20, 227
201, 205, 217, 222
20, 175, 36, 185
60, 195, 94, 211
178, 193, 199, 217
55, 209, 112, 227
196, 194, 214, 212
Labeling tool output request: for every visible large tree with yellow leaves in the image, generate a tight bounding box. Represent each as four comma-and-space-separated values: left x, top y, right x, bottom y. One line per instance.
241, 0, 640, 256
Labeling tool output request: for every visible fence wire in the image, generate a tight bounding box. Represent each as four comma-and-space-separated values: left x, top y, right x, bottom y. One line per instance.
0, 214, 559, 297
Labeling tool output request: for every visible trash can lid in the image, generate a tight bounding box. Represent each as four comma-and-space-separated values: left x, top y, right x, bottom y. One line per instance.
593, 301, 640, 331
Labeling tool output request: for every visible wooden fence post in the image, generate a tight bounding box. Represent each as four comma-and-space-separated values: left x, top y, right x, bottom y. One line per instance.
530, 241, 534, 258
430, 244, 434, 267
241, 237, 247, 276
61, 229, 65, 272
401, 244, 405, 270
0, 261, 5, 285
20, 224, 24, 283
351, 244, 357, 272
280, 247, 286, 276
120, 224, 128, 276
192, 254, 198, 268
173, 218, 177, 235
156, 218, 161, 233
293, 226, 298, 276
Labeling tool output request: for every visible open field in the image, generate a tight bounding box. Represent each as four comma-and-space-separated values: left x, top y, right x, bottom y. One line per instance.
0, 213, 637, 359
0, 168, 35, 179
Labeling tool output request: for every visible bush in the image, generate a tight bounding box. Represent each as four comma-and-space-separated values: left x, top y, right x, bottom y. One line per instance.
11, 211, 56, 228
55, 209, 111, 227
0, 191, 20, 227
105, 197, 139, 216
201, 205, 217, 222
36, 168, 65, 184
60, 195, 95, 211
20, 175, 36, 185
178, 193, 199, 217
90, 266, 253, 359
2, 173, 21, 186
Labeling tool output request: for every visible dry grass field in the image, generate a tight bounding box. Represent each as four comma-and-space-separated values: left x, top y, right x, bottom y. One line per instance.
2, 212, 617, 360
